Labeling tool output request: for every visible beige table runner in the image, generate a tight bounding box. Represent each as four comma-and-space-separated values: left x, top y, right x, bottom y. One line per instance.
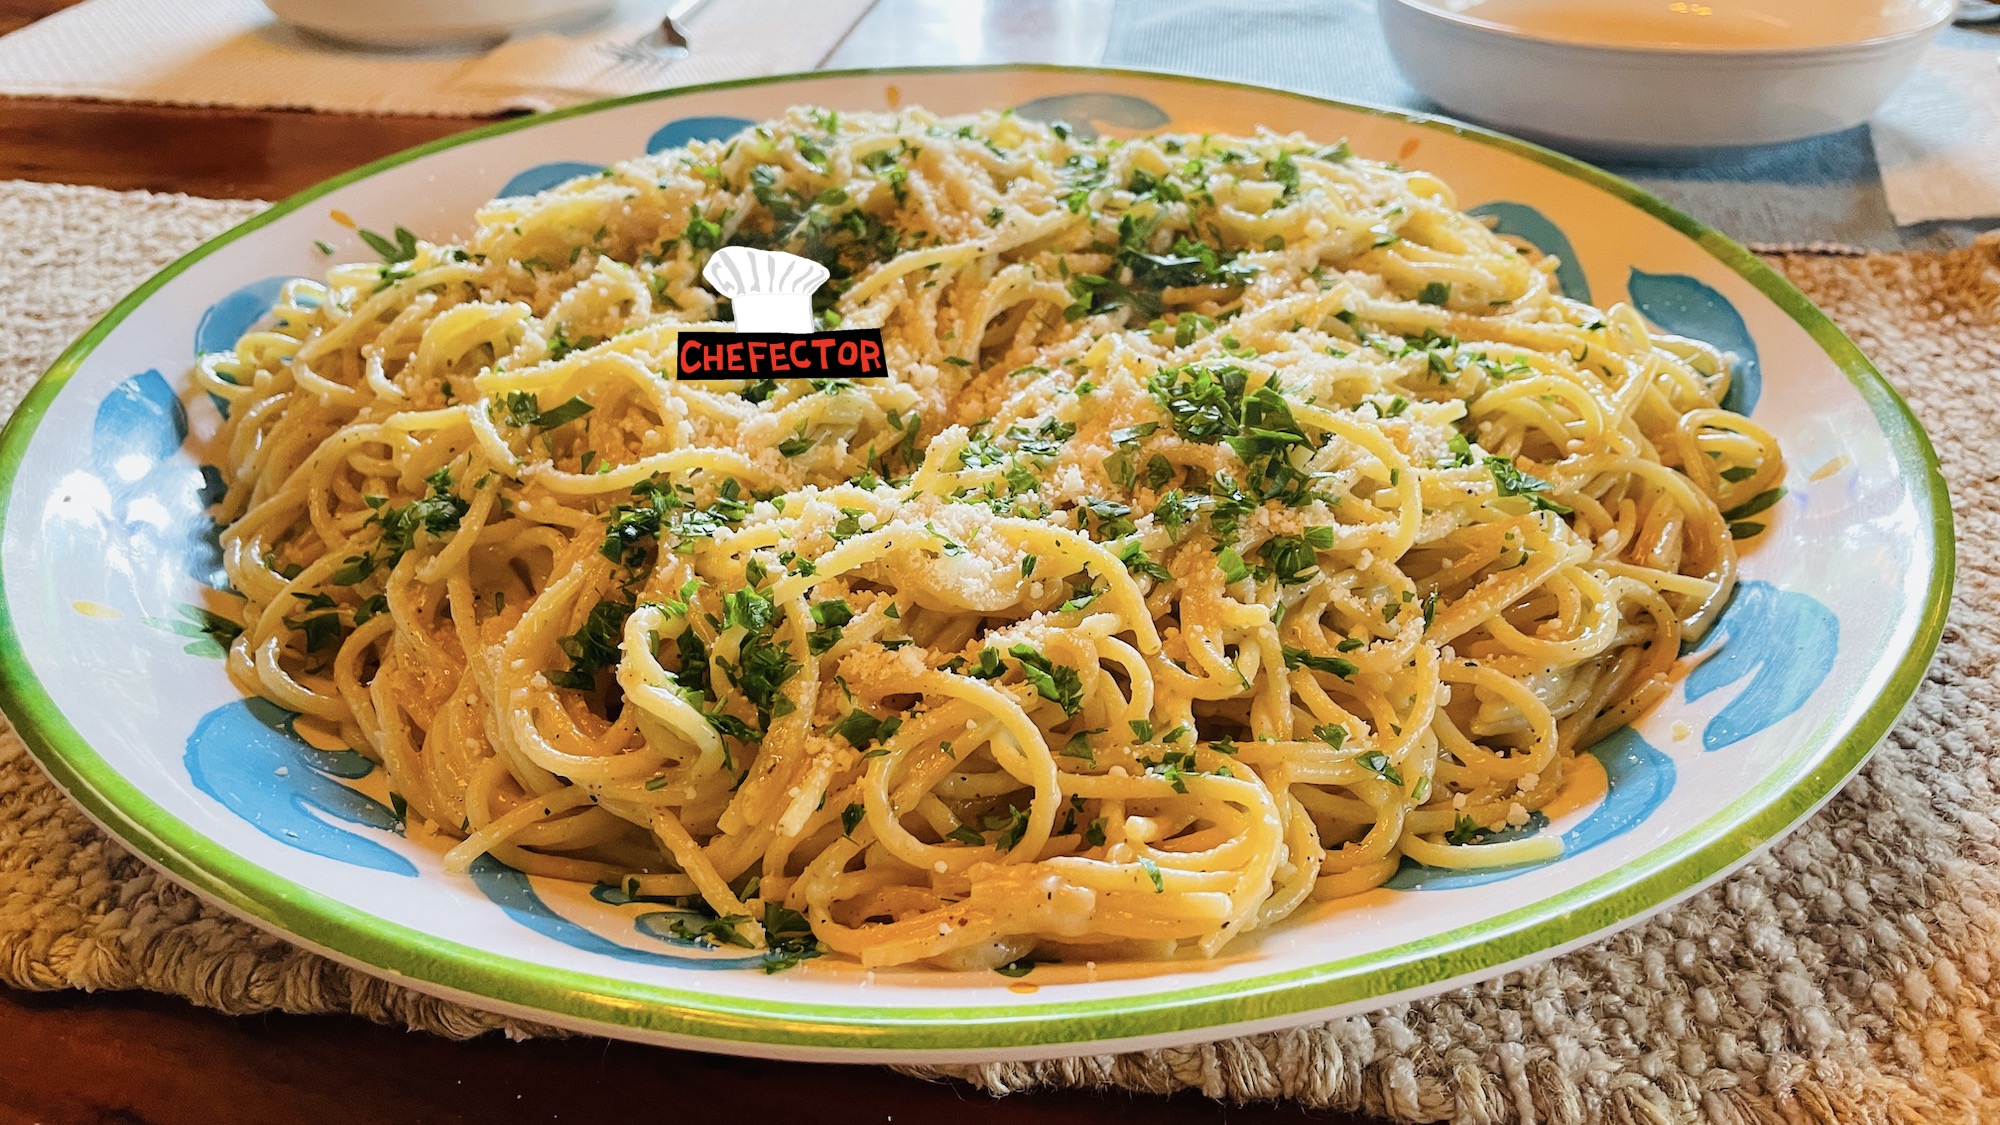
0, 0, 877, 116
2, 178, 1995, 1124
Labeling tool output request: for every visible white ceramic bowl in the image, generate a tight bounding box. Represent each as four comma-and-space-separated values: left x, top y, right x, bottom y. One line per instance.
262, 0, 614, 48
1379, 0, 1955, 157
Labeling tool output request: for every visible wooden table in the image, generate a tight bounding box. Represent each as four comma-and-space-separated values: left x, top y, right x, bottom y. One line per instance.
0, 1, 1378, 1120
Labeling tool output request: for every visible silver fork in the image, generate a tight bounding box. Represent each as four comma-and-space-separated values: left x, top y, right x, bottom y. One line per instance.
599, 0, 714, 68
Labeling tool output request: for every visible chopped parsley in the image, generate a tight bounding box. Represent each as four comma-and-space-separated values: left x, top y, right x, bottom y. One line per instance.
1356, 750, 1404, 786
925, 522, 967, 556
990, 804, 1030, 851
1438, 432, 1475, 468
1722, 487, 1785, 522
1009, 644, 1085, 715
666, 913, 755, 949
830, 707, 902, 751
545, 324, 600, 362
806, 599, 852, 656
1061, 728, 1103, 766
351, 593, 389, 627
331, 465, 467, 585
759, 903, 825, 973
599, 478, 672, 566
1110, 421, 1160, 446
1149, 361, 1247, 444
957, 647, 1004, 680
1148, 364, 1324, 510
1227, 380, 1320, 507
1729, 521, 1767, 540
283, 609, 341, 654
549, 598, 633, 691
1258, 532, 1325, 586
599, 477, 748, 567
1116, 541, 1171, 582
503, 391, 594, 430
357, 224, 419, 265
1283, 647, 1358, 678
1008, 417, 1075, 458
682, 206, 725, 250
1140, 747, 1204, 793
715, 587, 801, 725
1486, 455, 1572, 515
1217, 547, 1251, 585
829, 507, 867, 541
1269, 150, 1300, 198
1064, 212, 1256, 322
1079, 495, 1136, 540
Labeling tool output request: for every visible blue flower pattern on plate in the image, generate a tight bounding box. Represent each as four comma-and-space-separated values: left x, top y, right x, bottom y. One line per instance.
193, 275, 307, 418
496, 117, 760, 200
193, 276, 296, 357
497, 161, 608, 200
89, 371, 228, 595
1628, 268, 1762, 413
185, 698, 416, 876
470, 857, 762, 969
1466, 202, 1592, 303
1686, 581, 1839, 751
592, 883, 761, 951
1385, 727, 1678, 890
1013, 93, 1168, 139
646, 116, 755, 154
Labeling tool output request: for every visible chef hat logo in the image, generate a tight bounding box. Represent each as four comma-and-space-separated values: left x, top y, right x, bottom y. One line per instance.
701, 246, 830, 334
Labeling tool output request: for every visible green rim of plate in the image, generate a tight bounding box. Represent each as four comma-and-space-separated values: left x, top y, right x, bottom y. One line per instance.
0, 65, 1955, 1055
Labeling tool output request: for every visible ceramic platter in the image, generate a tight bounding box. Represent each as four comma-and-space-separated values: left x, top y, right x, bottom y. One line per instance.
0, 67, 1951, 1063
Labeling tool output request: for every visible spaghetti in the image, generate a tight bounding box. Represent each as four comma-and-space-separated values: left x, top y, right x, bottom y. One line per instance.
197, 107, 1781, 970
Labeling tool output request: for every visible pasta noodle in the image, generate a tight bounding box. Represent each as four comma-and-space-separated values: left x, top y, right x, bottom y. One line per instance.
197, 106, 1781, 971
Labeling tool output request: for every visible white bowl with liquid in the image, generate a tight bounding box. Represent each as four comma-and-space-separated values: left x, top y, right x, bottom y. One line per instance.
1379, 0, 1955, 157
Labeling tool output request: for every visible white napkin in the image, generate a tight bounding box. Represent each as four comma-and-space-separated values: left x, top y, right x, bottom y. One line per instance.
1871, 44, 2000, 225
455, 0, 876, 108
0, 0, 875, 117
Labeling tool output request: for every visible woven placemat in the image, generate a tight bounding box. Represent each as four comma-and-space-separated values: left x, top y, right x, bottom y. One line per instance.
2, 179, 1995, 1124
